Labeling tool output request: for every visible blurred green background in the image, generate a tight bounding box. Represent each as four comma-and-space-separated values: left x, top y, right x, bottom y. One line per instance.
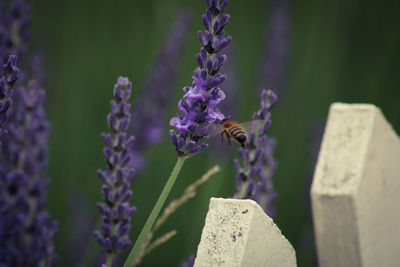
28, 0, 400, 266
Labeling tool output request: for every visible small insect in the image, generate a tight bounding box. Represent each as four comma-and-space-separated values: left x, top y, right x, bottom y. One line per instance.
207, 118, 268, 149
220, 119, 248, 149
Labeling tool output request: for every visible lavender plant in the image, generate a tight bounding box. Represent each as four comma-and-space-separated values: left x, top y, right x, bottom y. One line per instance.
169, 0, 231, 157
234, 89, 278, 217
124, 1, 232, 265
94, 77, 137, 266
0, 55, 19, 143
0, 0, 31, 66
0, 79, 58, 265
130, 10, 192, 171
0, 0, 58, 264
0, 0, 29, 141
256, 0, 290, 95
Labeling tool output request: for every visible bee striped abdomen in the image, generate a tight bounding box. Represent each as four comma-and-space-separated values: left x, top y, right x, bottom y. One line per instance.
229, 126, 247, 140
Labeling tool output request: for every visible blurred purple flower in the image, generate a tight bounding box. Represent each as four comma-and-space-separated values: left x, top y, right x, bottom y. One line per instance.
170, 0, 232, 157
0, 79, 58, 266
30, 52, 46, 86
0, 55, 19, 143
256, 0, 290, 95
0, 0, 31, 66
234, 90, 278, 217
179, 253, 195, 267
94, 77, 137, 265
65, 192, 96, 266
130, 10, 192, 171
0, 1, 58, 265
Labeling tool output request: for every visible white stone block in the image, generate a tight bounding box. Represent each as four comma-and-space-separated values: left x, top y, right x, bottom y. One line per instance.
194, 198, 296, 267
311, 103, 400, 267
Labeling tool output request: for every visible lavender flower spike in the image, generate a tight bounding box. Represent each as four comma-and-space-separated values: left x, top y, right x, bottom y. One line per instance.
0, 0, 31, 65
256, 0, 290, 95
234, 90, 278, 217
94, 77, 137, 266
170, 0, 232, 157
0, 80, 57, 266
0, 55, 19, 142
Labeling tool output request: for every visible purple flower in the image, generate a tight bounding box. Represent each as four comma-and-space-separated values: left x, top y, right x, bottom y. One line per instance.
0, 0, 31, 66
234, 90, 278, 217
94, 77, 137, 265
0, 55, 19, 143
170, 0, 232, 157
179, 253, 195, 267
65, 192, 96, 266
0, 80, 58, 266
0, 1, 57, 265
129, 10, 192, 171
256, 0, 290, 95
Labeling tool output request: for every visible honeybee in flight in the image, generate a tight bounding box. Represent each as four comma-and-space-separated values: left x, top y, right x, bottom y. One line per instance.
207, 118, 268, 149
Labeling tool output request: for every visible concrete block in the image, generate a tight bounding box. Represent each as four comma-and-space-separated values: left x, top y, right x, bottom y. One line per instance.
194, 198, 296, 267
311, 103, 400, 267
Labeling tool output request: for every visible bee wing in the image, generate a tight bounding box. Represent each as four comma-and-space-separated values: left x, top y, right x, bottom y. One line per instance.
190, 122, 221, 138
205, 122, 222, 137
238, 119, 269, 133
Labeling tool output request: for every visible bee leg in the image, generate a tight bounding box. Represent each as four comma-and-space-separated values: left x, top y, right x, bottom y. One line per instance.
220, 131, 224, 145
226, 132, 231, 149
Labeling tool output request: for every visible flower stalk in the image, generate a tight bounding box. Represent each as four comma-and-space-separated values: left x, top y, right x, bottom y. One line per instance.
123, 156, 186, 267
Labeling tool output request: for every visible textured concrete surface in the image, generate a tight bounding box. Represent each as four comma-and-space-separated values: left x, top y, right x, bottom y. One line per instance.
194, 198, 296, 267
311, 103, 400, 267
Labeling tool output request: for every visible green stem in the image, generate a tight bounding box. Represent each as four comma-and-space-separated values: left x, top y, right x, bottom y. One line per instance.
123, 157, 186, 267
106, 253, 114, 267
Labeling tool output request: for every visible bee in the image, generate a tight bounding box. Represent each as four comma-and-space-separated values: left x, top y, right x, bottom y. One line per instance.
207, 118, 268, 149
220, 119, 248, 149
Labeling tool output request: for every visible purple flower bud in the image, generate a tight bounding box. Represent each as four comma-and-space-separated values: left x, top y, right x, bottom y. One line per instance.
216, 55, 227, 69
233, 159, 241, 172
214, 36, 232, 52
198, 31, 206, 46
101, 221, 112, 237
202, 14, 211, 31
115, 236, 132, 252
118, 221, 131, 237
219, 14, 230, 28
94, 231, 107, 248
121, 190, 132, 203
220, 0, 229, 12
196, 53, 205, 68
0, 55, 19, 142
114, 77, 131, 100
